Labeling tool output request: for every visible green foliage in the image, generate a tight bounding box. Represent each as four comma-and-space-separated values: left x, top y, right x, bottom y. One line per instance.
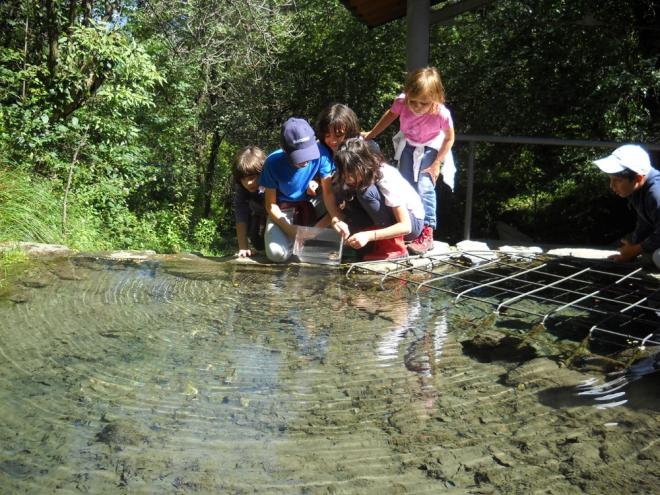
0, 248, 29, 291
139, 206, 192, 253
0, 248, 28, 267
0, 166, 111, 250
432, 0, 658, 241
0, 0, 657, 252
0, 167, 65, 244
192, 218, 219, 255
270, 0, 406, 148
53, 21, 162, 112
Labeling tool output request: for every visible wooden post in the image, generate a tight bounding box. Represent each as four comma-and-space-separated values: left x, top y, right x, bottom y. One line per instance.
406, 0, 430, 72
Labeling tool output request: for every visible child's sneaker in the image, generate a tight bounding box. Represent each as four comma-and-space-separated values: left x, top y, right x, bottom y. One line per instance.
407, 225, 433, 255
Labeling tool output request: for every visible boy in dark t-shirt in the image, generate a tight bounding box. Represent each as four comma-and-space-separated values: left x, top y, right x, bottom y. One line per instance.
594, 144, 660, 266
232, 146, 267, 257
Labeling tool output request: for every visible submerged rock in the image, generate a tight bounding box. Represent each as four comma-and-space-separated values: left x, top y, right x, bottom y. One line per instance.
462, 333, 537, 363
0, 459, 34, 479
19, 275, 54, 288
50, 260, 88, 281
468, 329, 507, 349
505, 358, 586, 389
95, 420, 149, 447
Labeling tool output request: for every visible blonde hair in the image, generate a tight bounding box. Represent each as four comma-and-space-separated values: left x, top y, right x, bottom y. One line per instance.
404, 66, 445, 105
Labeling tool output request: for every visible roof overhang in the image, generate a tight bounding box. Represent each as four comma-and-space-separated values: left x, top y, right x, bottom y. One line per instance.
339, 0, 495, 28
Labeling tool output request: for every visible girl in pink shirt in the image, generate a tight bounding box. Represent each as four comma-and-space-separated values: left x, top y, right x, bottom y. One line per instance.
363, 67, 455, 255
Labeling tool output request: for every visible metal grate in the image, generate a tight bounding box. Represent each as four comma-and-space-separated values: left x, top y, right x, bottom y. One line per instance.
347, 251, 660, 365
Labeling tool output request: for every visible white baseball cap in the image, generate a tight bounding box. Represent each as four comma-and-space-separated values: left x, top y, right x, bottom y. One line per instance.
593, 144, 652, 175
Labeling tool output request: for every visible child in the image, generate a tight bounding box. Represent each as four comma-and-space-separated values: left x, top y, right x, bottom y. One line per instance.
593, 144, 660, 266
259, 117, 344, 262
307, 103, 361, 227
232, 145, 266, 257
314, 103, 383, 234
333, 138, 425, 260
316, 103, 361, 155
363, 66, 455, 255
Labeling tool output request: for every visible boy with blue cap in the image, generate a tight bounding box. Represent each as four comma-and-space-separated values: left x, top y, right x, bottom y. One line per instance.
593, 144, 660, 267
260, 117, 343, 262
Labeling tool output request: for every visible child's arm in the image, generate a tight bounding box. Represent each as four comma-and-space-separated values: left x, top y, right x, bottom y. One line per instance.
236, 222, 252, 256
319, 176, 350, 239
233, 185, 253, 256
362, 109, 398, 141
264, 187, 297, 239
610, 239, 643, 262
421, 127, 455, 185
346, 205, 411, 249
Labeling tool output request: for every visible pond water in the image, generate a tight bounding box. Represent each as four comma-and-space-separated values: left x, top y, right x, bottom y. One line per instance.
0, 254, 658, 494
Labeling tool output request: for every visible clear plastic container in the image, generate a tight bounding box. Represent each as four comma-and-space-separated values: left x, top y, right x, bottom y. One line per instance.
293, 226, 343, 265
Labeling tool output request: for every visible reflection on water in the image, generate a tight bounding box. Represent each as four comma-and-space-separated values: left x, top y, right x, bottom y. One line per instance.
0, 255, 658, 494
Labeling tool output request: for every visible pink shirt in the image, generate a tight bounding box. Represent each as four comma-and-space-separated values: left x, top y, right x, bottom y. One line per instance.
390, 93, 453, 144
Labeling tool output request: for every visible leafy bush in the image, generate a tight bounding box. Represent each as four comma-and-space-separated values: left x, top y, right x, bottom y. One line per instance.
192, 218, 218, 254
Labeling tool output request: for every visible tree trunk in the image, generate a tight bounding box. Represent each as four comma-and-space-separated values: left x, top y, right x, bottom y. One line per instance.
21, 16, 28, 99
202, 128, 222, 219
45, 0, 58, 81
82, 0, 91, 26
62, 129, 88, 236
67, 0, 78, 32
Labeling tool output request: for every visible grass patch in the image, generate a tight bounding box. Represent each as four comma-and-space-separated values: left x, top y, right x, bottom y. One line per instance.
0, 167, 65, 244
0, 247, 28, 290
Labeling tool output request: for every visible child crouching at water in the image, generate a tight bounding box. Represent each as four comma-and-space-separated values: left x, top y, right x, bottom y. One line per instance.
333, 138, 425, 260
260, 117, 343, 262
232, 145, 267, 257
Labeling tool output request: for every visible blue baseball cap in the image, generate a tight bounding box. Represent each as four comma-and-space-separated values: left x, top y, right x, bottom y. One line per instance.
281, 117, 320, 165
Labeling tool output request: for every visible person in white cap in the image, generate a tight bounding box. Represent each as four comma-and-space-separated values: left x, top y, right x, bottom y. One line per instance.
593, 144, 660, 266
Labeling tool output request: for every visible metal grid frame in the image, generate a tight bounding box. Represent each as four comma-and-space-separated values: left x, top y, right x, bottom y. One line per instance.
347, 251, 660, 364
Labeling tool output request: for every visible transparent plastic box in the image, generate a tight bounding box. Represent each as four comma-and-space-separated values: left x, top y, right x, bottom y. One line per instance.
293, 226, 343, 265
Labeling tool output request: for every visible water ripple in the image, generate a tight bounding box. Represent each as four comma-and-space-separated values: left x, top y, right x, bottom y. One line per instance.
0, 257, 657, 494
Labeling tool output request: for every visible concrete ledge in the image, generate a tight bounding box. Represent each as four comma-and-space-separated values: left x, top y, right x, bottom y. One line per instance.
0, 241, 73, 257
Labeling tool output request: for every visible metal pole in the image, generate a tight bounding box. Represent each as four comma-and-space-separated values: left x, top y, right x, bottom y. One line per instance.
463, 141, 475, 240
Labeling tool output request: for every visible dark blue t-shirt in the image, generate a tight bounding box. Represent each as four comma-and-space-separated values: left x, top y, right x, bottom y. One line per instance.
232, 184, 264, 224
630, 167, 660, 252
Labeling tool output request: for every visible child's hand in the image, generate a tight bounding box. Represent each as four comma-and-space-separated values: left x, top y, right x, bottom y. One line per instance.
306, 180, 319, 196
608, 239, 642, 262
360, 130, 371, 140
346, 230, 372, 249
237, 248, 253, 257
331, 219, 350, 239
421, 163, 442, 185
